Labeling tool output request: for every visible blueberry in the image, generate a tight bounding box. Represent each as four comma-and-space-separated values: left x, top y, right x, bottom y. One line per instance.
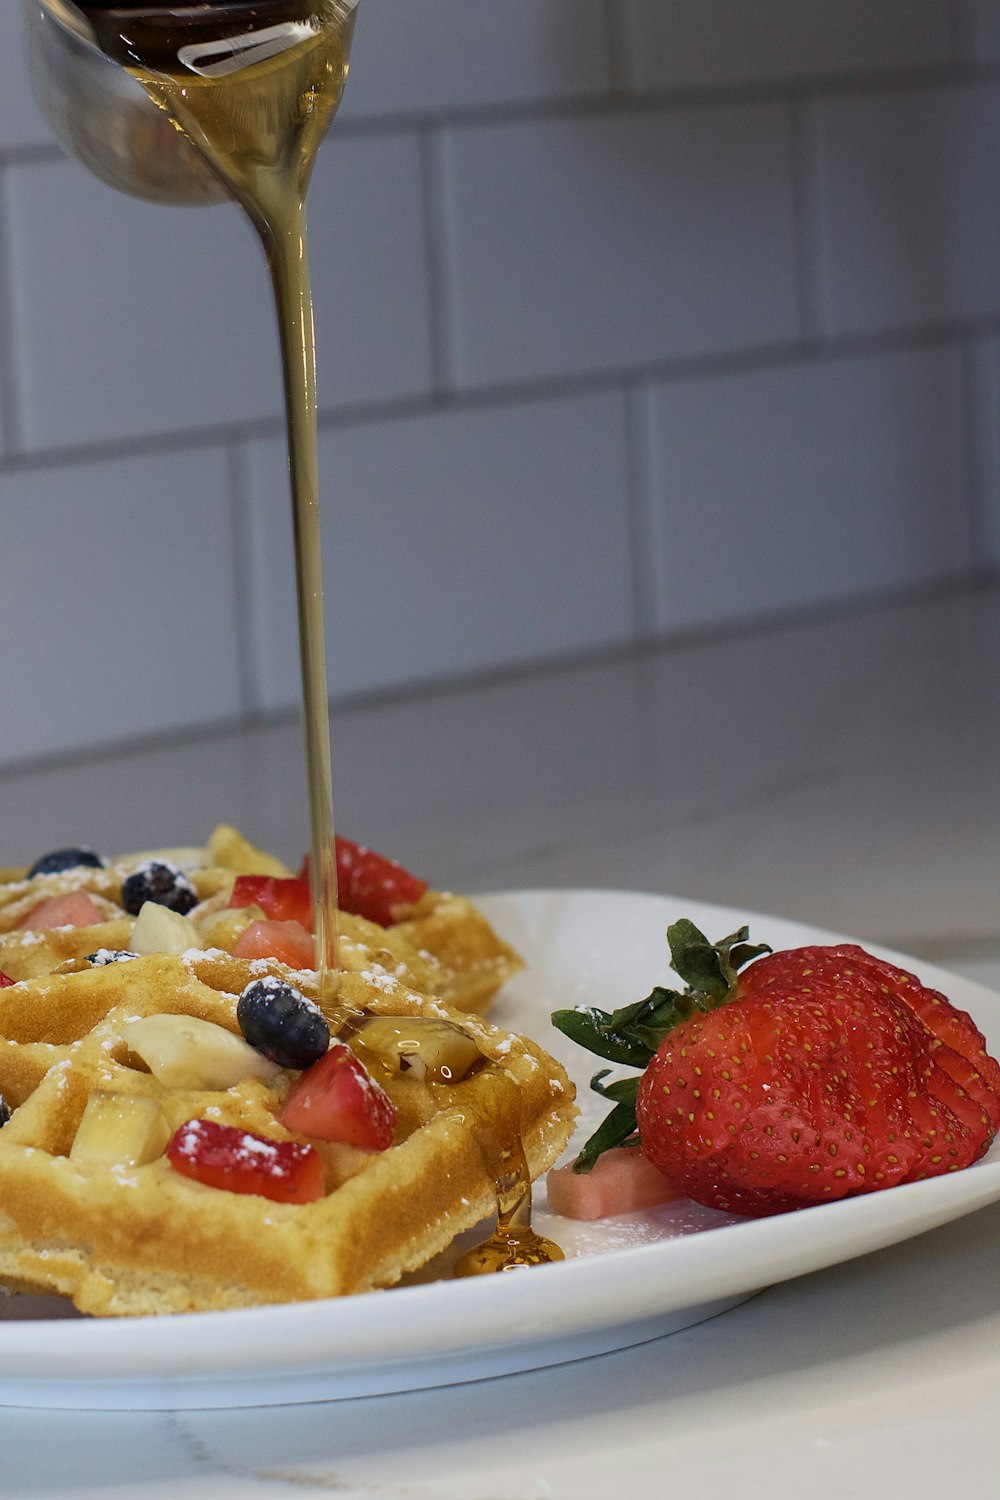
120, 860, 197, 917
28, 847, 104, 879
85, 949, 139, 967
0, 1096, 10, 1128
237, 978, 330, 1070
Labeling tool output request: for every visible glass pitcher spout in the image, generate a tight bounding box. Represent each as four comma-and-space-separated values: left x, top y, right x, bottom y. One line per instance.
27, 0, 360, 206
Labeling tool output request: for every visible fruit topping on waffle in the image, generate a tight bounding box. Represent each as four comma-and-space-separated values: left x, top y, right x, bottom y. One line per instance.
0, 825, 522, 1014
0, 944, 575, 1314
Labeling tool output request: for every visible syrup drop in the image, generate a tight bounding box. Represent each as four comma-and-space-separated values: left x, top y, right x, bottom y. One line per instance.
337, 1010, 564, 1271
449, 1068, 564, 1276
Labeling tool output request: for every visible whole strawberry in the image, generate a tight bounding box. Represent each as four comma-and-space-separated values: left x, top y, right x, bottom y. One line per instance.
552, 924, 1000, 1218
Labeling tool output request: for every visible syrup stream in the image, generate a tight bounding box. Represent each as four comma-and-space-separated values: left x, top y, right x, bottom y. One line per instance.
86, 3, 350, 986
83, 1, 559, 1272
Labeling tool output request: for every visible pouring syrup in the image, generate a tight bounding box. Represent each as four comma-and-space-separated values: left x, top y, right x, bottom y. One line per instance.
77, 0, 351, 985
65, 0, 561, 1274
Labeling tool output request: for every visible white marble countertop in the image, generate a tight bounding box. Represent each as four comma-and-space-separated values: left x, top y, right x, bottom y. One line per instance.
2, 583, 1000, 1497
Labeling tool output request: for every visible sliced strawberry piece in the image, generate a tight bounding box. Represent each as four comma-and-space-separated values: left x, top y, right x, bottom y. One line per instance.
742, 945, 1000, 1135
0, 972, 15, 989
835, 946, 1000, 1104
302, 836, 428, 926
230, 874, 313, 930
166, 1119, 325, 1204
18, 891, 105, 931
231, 918, 315, 971
547, 1146, 685, 1221
280, 1041, 395, 1150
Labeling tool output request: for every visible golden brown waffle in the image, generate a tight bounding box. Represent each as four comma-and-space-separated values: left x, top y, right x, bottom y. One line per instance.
0, 826, 521, 1013
0, 948, 576, 1315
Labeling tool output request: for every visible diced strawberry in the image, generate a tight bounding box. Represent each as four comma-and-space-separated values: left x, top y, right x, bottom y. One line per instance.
547, 1147, 686, 1221
281, 1041, 395, 1150
18, 891, 105, 931
231, 918, 315, 970
0, 972, 15, 989
229, 874, 313, 930
166, 1119, 325, 1204
301, 836, 428, 926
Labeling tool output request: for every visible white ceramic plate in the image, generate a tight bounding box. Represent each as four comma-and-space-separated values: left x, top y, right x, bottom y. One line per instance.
4, 888, 1000, 1411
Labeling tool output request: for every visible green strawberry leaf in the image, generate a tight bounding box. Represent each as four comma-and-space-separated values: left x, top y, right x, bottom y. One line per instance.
666, 918, 730, 996
589, 1070, 640, 1106
572, 1075, 642, 1172
608, 984, 716, 1053
667, 920, 770, 998
550, 1006, 653, 1068
728, 941, 773, 972
551, 915, 771, 1175
604, 987, 684, 1033
571, 1099, 641, 1173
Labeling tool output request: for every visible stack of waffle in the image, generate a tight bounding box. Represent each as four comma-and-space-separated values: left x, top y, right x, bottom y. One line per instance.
0, 831, 575, 1315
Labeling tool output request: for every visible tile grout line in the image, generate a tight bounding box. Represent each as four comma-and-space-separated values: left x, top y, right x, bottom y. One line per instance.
3, 572, 992, 783
622, 379, 660, 638
225, 437, 265, 718
949, 0, 976, 63
0, 162, 24, 457
788, 95, 827, 340
277, 55, 1000, 134
2, 53, 997, 167
602, 0, 633, 100
3, 315, 999, 479
417, 124, 459, 397
961, 335, 1000, 567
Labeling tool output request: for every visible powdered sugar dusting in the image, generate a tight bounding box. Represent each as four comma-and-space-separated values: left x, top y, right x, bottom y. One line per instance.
359, 969, 401, 994
245, 974, 323, 1019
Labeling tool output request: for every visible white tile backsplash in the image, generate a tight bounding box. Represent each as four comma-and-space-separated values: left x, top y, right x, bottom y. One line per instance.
622, 0, 955, 92
4, 133, 432, 452
0, 446, 242, 763
645, 347, 973, 631
343, 0, 611, 119
307, 133, 435, 409
5, 161, 282, 450
814, 82, 1000, 335
243, 392, 634, 710
440, 103, 799, 387
0, 1, 996, 767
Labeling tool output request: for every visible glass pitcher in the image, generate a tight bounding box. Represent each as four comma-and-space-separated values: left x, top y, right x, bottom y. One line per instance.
27, 1, 359, 205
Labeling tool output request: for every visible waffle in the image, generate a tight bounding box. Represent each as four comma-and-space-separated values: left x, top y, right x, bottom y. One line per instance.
0, 825, 522, 1013
0, 946, 576, 1315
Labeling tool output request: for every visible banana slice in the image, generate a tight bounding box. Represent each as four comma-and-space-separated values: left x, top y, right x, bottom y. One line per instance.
130, 901, 200, 955
70, 1092, 171, 1168
121, 1014, 281, 1090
